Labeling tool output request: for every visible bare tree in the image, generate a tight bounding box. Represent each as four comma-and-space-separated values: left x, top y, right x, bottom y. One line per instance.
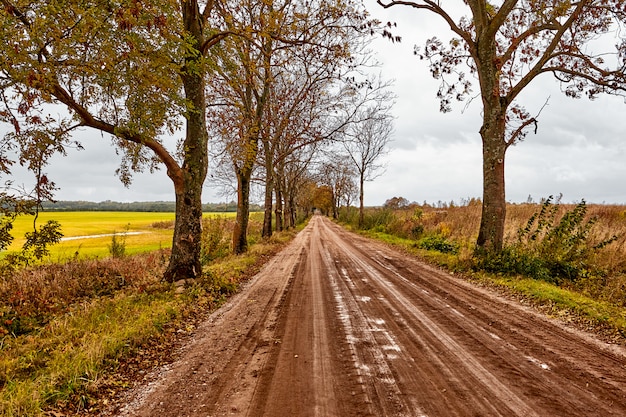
342, 99, 394, 227
377, 0, 626, 252
209, 0, 377, 249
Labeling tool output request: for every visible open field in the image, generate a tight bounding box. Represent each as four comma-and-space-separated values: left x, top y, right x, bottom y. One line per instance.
5, 212, 238, 260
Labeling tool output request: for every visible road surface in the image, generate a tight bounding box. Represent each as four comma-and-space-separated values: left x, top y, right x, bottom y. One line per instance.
114, 215, 626, 416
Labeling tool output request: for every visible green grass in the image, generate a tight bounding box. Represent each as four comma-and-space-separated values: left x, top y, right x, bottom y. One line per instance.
483, 274, 626, 336
5, 212, 238, 260
0, 290, 180, 416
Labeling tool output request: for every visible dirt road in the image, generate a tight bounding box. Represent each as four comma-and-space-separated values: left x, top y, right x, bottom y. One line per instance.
115, 215, 626, 416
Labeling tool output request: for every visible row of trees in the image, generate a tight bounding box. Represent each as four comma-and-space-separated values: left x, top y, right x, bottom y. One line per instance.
5, 0, 620, 282
0, 0, 394, 281
38, 200, 262, 212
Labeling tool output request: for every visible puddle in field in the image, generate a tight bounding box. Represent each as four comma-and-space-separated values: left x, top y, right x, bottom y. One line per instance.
61, 232, 148, 241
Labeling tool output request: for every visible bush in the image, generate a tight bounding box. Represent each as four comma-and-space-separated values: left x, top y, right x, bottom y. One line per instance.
476, 196, 618, 284
200, 216, 231, 263
416, 234, 460, 254
362, 208, 396, 231
0, 251, 169, 336
108, 232, 126, 258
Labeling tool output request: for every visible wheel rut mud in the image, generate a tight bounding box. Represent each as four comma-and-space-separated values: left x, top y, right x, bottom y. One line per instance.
112, 215, 626, 417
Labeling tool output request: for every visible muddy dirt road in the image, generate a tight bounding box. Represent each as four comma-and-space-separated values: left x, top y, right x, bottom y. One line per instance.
115, 215, 626, 416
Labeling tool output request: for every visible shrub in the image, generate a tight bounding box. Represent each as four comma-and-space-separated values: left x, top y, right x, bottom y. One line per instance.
150, 220, 175, 229
338, 206, 360, 225
476, 196, 618, 284
362, 208, 396, 231
108, 232, 126, 258
416, 234, 460, 254
0, 252, 169, 336
200, 216, 231, 263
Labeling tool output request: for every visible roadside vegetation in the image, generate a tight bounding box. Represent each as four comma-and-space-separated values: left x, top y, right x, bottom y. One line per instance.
0, 212, 302, 417
339, 197, 626, 340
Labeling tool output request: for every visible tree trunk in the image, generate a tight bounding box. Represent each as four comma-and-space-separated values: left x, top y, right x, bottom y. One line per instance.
476, 111, 508, 253
262, 152, 273, 238
164, 182, 204, 282
358, 171, 365, 228
275, 184, 284, 232
262, 183, 273, 237
233, 168, 252, 254
473, 30, 509, 254
163, 0, 207, 282
285, 194, 295, 229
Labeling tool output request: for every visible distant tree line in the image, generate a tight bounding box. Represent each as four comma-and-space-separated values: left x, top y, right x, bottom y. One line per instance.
40, 200, 263, 213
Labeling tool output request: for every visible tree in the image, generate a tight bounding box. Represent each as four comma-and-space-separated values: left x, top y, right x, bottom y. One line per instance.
207, 0, 276, 254
312, 184, 334, 215
318, 154, 357, 218
0, 0, 229, 282
384, 196, 410, 210
208, 0, 375, 248
377, 0, 626, 252
342, 99, 394, 227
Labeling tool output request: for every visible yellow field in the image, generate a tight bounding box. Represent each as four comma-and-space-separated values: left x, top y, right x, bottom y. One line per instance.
5, 211, 237, 260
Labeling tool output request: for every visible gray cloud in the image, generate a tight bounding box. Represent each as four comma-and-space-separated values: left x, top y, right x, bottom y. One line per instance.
3, 1, 626, 208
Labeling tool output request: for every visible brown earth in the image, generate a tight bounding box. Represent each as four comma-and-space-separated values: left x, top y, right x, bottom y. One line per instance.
106, 215, 626, 416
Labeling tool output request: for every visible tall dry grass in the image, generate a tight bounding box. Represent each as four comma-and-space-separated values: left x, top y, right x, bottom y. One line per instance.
345, 201, 626, 306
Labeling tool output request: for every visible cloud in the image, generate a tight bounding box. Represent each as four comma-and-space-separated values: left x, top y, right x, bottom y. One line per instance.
3, 0, 626, 209
362, 0, 626, 206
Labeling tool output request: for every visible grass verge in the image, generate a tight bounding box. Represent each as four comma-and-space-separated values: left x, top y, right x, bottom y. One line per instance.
1, 291, 178, 416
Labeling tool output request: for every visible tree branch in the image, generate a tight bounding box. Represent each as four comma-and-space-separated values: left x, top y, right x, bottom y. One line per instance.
507, 0, 589, 102
49, 82, 184, 188
506, 96, 549, 147
377, 1, 473, 45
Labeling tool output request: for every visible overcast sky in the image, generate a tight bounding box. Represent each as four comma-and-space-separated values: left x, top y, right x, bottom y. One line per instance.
5, 1, 626, 206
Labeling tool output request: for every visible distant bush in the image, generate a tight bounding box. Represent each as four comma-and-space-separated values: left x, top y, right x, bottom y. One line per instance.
362, 208, 396, 231
151, 220, 175, 229
338, 206, 360, 225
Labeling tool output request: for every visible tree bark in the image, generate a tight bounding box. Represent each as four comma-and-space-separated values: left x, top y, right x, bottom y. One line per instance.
163, 0, 208, 282
285, 194, 295, 229
262, 141, 274, 238
275, 183, 284, 232
358, 171, 365, 228
476, 118, 507, 253
474, 27, 508, 253
164, 181, 204, 281
233, 167, 252, 254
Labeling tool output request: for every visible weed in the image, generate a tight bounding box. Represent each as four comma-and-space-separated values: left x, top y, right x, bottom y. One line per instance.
476, 197, 618, 284
416, 234, 460, 254
200, 216, 231, 263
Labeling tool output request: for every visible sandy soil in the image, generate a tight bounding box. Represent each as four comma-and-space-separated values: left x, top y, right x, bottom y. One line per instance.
108, 215, 626, 416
